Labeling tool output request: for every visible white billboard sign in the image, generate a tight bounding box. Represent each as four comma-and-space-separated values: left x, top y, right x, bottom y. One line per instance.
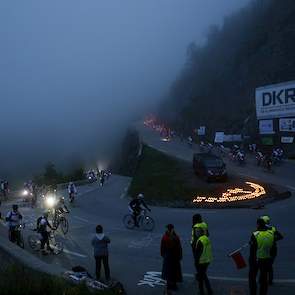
281, 136, 294, 143
279, 118, 295, 132
256, 81, 295, 119
197, 126, 206, 136
214, 132, 224, 143
259, 120, 274, 134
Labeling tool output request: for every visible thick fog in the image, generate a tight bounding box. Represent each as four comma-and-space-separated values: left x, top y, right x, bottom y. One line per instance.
0, 0, 250, 180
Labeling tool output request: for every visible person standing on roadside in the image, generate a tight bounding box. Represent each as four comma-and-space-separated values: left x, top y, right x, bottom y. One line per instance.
91, 225, 111, 282
161, 224, 183, 293
249, 218, 274, 295
191, 214, 209, 259
194, 227, 213, 295
260, 215, 283, 285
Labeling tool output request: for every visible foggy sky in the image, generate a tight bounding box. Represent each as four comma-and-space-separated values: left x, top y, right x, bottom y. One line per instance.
0, 0, 250, 179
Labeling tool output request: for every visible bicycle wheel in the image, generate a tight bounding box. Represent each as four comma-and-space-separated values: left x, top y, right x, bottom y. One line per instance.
142, 216, 155, 231
53, 241, 64, 255
60, 217, 69, 235
123, 214, 135, 229
18, 233, 25, 249
28, 235, 40, 250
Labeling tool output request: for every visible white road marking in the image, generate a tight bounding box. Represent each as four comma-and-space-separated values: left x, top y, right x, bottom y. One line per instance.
63, 248, 88, 258
128, 234, 154, 249
238, 173, 259, 180
138, 271, 295, 287
120, 185, 130, 199
77, 186, 101, 196
73, 216, 89, 223
286, 185, 295, 192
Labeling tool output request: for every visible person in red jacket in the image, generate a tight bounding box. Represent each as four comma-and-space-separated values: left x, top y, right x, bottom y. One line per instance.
161, 224, 183, 293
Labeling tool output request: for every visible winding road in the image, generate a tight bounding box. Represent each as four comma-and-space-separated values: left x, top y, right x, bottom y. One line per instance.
0, 123, 294, 295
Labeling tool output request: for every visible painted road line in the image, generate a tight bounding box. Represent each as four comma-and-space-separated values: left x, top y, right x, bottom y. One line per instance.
138, 271, 295, 287
286, 185, 295, 192
78, 186, 100, 196
63, 248, 88, 258
238, 173, 259, 180
73, 216, 90, 223
120, 185, 130, 199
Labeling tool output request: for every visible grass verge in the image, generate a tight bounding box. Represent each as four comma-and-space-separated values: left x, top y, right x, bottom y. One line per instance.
128, 145, 212, 205
0, 250, 115, 295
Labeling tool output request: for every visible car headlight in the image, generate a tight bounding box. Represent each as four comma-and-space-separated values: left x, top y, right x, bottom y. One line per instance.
23, 190, 29, 196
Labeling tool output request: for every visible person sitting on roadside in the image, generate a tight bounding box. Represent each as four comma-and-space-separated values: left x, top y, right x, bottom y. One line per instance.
128, 193, 151, 227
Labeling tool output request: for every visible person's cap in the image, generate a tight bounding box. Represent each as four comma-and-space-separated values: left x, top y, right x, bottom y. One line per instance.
138, 193, 144, 199
261, 215, 270, 224
12, 204, 18, 210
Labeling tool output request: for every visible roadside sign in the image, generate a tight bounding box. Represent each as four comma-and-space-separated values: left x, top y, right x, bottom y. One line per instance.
197, 126, 206, 136
261, 137, 274, 146
279, 118, 295, 132
214, 132, 224, 143
256, 80, 295, 119
281, 136, 294, 143
259, 120, 274, 134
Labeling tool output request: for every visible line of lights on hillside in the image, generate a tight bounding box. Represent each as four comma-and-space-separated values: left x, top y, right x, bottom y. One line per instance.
192, 182, 266, 204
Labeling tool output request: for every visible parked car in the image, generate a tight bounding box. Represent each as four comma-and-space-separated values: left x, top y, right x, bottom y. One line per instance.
193, 153, 227, 181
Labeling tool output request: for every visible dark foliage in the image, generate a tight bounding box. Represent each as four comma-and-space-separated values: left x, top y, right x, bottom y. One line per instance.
160, 0, 295, 137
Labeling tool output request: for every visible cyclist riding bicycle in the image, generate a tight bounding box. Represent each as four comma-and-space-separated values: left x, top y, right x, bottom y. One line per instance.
6, 204, 23, 243
128, 193, 151, 227
36, 211, 55, 255
55, 197, 69, 214
68, 182, 77, 202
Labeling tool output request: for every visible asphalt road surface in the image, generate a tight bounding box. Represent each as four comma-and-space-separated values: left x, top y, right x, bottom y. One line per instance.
0, 124, 294, 294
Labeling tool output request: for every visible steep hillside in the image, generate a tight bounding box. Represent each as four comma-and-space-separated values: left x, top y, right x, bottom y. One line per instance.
160, 0, 295, 138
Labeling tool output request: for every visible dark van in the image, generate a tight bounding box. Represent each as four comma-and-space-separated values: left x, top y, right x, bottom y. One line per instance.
193, 153, 227, 181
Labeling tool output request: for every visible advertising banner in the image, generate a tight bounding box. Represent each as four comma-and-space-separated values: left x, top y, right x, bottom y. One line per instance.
279, 118, 295, 132
261, 137, 274, 146
214, 132, 224, 143
259, 120, 274, 134
256, 81, 295, 119
197, 126, 206, 136
281, 136, 294, 143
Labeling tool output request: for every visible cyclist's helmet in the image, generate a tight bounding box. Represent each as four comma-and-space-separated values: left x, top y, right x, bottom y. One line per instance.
137, 193, 144, 199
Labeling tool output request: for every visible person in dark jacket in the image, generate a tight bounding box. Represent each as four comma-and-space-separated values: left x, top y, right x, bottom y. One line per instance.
91, 225, 111, 282
161, 224, 183, 292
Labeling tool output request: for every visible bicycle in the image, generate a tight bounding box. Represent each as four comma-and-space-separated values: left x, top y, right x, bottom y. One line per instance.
10, 223, 25, 249
52, 209, 69, 235
123, 209, 155, 231
28, 229, 64, 255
